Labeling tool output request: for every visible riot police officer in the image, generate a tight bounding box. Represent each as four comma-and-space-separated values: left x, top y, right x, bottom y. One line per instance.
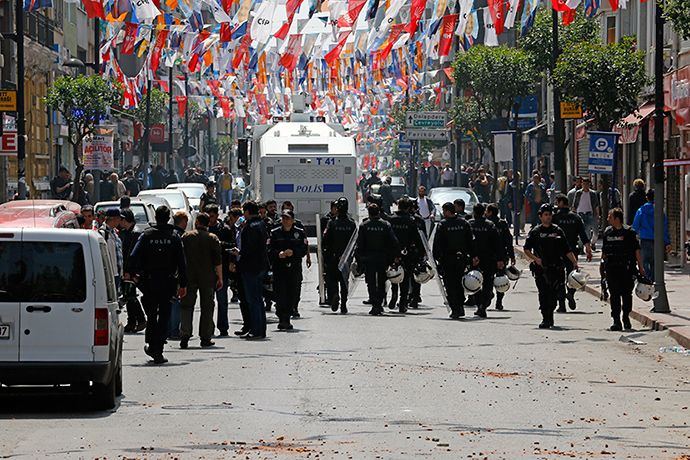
552, 194, 593, 312
355, 204, 400, 315
268, 209, 308, 330
432, 202, 477, 319
468, 203, 504, 317
601, 208, 645, 331
523, 204, 578, 329
322, 197, 356, 313
388, 197, 423, 313
127, 206, 188, 364
407, 197, 427, 308
485, 203, 515, 310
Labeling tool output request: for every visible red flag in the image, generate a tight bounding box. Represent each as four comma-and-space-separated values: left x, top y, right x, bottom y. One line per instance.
337, 0, 366, 28
256, 93, 269, 116
232, 34, 252, 69
438, 14, 458, 56
488, 0, 505, 35
381, 24, 406, 61
405, 0, 427, 33
608, 0, 618, 10
219, 96, 231, 118
562, 7, 576, 25
83, 0, 106, 19
120, 23, 138, 55
207, 80, 222, 98
157, 80, 169, 92
279, 34, 302, 70
275, 0, 304, 39
363, 156, 370, 168
176, 96, 187, 118
219, 22, 233, 42
149, 30, 170, 72
325, 30, 352, 64
551, 0, 570, 12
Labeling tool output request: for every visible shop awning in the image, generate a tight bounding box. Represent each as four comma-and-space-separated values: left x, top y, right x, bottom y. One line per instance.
613, 102, 655, 144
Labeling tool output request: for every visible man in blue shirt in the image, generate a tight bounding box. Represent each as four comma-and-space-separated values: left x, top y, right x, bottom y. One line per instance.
632, 189, 671, 280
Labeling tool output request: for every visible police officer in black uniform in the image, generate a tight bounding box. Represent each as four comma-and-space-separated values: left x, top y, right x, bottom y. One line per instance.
485, 203, 515, 310
552, 194, 594, 312
407, 197, 427, 308
268, 209, 308, 330
319, 200, 339, 306
322, 197, 356, 313
468, 203, 505, 317
127, 206, 188, 364
433, 202, 477, 319
355, 203, 400, 315
601, 207, 646, 331
120, 209, 147, 332
388, 197, 423, 313
523, 204, 579, 329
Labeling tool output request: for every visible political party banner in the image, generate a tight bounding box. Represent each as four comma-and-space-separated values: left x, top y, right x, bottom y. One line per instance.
83, 126, 115, 170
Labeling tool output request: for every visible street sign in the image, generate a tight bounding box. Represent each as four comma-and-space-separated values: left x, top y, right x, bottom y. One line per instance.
587, 132, 620, 174
561, 102, 582, 119
398, 133, 412, 153
406, 111, 448, 128
150, 124, 165, 142
0, 129, 17, 155
0, 91, 17, 112
405, 129, 450, 141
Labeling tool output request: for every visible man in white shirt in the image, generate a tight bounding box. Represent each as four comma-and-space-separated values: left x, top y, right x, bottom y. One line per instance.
442, 164, 455, 186
573, 177, 600, 251
417, 186, 437, 234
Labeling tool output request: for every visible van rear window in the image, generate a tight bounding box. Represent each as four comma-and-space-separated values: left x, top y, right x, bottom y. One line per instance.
0, 242, 87, 303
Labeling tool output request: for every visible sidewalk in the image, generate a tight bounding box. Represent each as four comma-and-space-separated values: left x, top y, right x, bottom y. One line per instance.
513, 235, 690, 349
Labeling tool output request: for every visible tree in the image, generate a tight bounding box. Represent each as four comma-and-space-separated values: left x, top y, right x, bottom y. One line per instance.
520, 8, 599, 76
46, 75, 123, 181
129, 87, 168, 128
665, 0, 690, 40
452, 45, 536, 157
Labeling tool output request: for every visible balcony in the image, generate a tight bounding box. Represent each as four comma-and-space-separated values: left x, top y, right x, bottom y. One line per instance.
25, 11, 54, 51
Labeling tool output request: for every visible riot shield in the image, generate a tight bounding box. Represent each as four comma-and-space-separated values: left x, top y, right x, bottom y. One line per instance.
419, 227, 449, 310
316, 214, 326, 305
338, 226, 360, 297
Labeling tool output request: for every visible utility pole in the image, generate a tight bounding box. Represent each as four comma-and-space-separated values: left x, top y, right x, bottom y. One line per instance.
15, 0, 26, 199
552, 8, 565, 195
168, 66, 174, 169
184, 71, 189, 166
92, 17, 101, 204
142, 77, 152, 190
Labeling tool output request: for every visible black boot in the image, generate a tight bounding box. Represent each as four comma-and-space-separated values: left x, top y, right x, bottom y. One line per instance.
622, 312, 632, 330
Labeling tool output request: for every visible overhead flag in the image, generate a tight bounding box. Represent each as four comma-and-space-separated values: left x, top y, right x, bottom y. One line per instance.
176, 96, 187, 118
251, 0, 279, 45
562, 7, 576, 24
133, 0, 162, 22
487, 0, 504, 35
405, 0, 428, 34
275, 0, 305, 39
325, 29, 352, 64
583, 0, 599, 18
608, 0, 618, 10
504, 0, 519, 29
202, 0, 232, 22
454, 0, 474, 36
120, 23, 139, 54
279, 34, 302, 70
337, 0, 367, 28
483, 7, 498, 46
438, 14, 458, 56
82, 0, 106, 19
551, 0, 569, 11
24, 0, 52, 11
520, 0, 540, 36
149, 30, 170, 72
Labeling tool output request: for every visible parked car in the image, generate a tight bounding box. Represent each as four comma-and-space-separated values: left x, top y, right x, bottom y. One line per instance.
95, 200, 156, 233
137, 189, 195, 230
166, 183, 205, 211
427, 187, 479, 216
0, 228, 124, 409
136, 195, 173, 212
0, 200, 81, 228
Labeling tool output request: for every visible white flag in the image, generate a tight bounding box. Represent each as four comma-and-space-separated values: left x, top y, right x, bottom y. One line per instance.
374, 0, 407, 41
483, 7, 498, 46
133, 0, 161, 22
504, 0, 519, 29
565, 0, 581, 7
202, 0, 232, 23
251, 0, 279, 45
455, 0, 475, 36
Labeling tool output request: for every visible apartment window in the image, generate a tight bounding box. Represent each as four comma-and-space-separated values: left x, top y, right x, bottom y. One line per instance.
67, 3, 75, 24
606, 16, 617, 44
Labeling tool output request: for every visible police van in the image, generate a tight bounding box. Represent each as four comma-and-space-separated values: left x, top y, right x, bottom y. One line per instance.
0, 228, 124, 409
248, 116, 358, 235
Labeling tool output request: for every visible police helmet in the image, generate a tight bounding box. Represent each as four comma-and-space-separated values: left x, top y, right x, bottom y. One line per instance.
263, 271, 274, 292
462, 270, 483, 294
494, 273, 511, 293
634, 275, 654, 301
336, 197, 349, 214
387, 264, 404, 284
505, 265, 522, 281
413, 261, 435, 284
566, 270, 589, 290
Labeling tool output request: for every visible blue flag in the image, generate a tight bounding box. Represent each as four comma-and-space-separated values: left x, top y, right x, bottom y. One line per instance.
24, 0, 52, 11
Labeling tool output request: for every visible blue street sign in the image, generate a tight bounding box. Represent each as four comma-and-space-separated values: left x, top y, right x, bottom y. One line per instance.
399, 132, 412, 153
587, 132, 620, 175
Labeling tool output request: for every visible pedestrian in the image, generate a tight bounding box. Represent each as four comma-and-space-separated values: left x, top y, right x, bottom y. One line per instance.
50, 166, 73, 200
601, 207, 646, 331
632, 189, 671, 280
150, 165, 165, 190
99, 174, 115, 201
164, 168, 179, 186
268, 209, 308, 330
552, 194, 593, 312
572, 177, 601, 251
468, 203, 504, 317
110, 173, 127, 200
420, 165, 429, 189
459, 165, 470, 188
84, 173, 95, 202
120, 196, 131, 210
207, 204, 237, 336
523, 204, 579, 329
428, 163, 440, 189
379, 177, 395, 214
473, 169, 491, 203
100, 208, 124, 290
355, 203, 400, 315
200, 181, 218, 212
567, 176, 583, 207
124, 169, 142, 196
525, 172, 547, 228
322, 197, 357, 313
442, 164, 455, 186
95, 208, 107, 228
598, 182, 622, 209
485, 203, 515, 311
230, 200, 270, 340
218, 167, 234, 212
120, 209, 147, 333
179, 212, 223, 349
388, 197, 423, 313
433, 202, 477, 319
81, 205, 95, 230
416, 186, 437, 236
167, 211, 189, 340
127, 205, 188, 364
497, 170, 514, 227
627, 179, 647, 226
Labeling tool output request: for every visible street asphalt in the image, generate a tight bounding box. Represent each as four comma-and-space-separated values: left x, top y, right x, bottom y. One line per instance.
1, 257, 690, 459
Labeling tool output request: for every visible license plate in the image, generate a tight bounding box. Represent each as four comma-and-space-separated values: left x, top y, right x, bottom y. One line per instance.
0, 324, 9, 340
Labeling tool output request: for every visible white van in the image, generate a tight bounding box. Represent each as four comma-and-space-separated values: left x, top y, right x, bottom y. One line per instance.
0, 228, 124, 409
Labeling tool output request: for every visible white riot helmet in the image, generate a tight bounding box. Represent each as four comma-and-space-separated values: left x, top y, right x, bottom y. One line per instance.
505, 265, 522, 281
635, 276, 654, 301
566, 270, 589, 290
494, 273, 511, 293
462, 270, 484, 294
413, 261, 435, 284
386, 265, 404, 284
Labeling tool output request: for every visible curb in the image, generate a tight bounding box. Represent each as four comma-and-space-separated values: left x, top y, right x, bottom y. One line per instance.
514, 247, 690, 349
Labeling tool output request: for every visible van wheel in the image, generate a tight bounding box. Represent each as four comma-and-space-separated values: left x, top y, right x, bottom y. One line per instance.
114, 355, 123, 396
92, 373, 117, 410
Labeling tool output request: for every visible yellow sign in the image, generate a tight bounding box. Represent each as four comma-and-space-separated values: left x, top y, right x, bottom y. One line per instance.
0, 91, 17, 112
561, 102, 582, 119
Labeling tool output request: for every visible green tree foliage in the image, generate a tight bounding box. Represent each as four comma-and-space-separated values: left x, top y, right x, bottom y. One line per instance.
128, 87, 169, 128
665, 0, 690, 40
45, 75, 123, 179
552, 36, 650, 131
520, 8, 599, 76
452, 45, 536, 154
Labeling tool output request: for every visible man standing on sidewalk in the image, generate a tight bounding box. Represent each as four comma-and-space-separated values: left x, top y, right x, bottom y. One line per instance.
179, 213, 223, 349
572, 177, 601, 251
602, 208, 646, 331
632, 189, 671, 280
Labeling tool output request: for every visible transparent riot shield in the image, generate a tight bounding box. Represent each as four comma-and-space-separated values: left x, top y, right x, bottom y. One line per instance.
316, 214, 326, 305
419, 227, 449, 311
338, 226, 360, 297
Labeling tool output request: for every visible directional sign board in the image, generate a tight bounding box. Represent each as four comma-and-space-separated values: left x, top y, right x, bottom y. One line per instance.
405, 129, 450, 141
406, 112, 448, 128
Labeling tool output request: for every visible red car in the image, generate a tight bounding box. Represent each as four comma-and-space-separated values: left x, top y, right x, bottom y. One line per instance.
0, 200, 81, 228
